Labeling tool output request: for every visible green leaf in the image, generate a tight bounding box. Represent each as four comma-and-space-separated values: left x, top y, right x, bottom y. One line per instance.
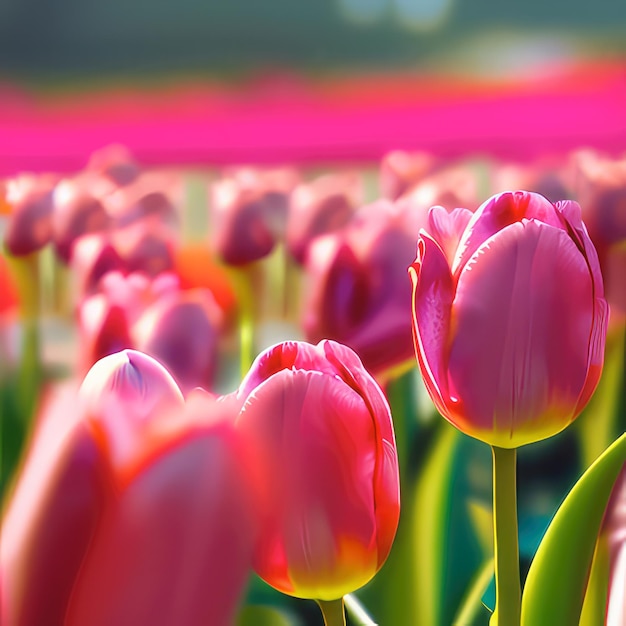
520, 433, 626, 626
412, 421, 490, 626
237, 605, 296, 626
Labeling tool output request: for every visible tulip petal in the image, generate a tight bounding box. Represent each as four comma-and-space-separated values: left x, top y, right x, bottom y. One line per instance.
453, 191, 561, 275
409, 232, 455, 420
67, 428, 253, 626
1, 406, 110, 626
428, 206, 473, 266
448, 219, 594, 447
322, 340, 400, 563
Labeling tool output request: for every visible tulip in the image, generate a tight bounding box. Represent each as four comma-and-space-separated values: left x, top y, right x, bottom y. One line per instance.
1, 350, 254, 626
234, 340, 400, 602
52, 175, 112, 262
568, 150, 626, 316
3, 174, 57, 256
210, 167, 300, 265
286, 171, 361, 264
78, 271, 223, 392
409, 190, 609, 448
379, 150, 438, 200
303, 197, 432, 376
86, 144, 140, 187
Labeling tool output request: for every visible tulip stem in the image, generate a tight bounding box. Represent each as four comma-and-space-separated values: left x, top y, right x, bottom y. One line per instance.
317, 598, 346, 626
490, 446, 521, 626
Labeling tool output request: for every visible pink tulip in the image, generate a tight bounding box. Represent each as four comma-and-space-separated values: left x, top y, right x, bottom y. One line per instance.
3, 174, 57, 256
303, 197, 432, 376
78, 272, 223, 392
410, 191, 609, 448
235, 340, 400, 601
286, 171, 361, 263
52, 175, 112, 262
379, 150, 439, 200
86, 144, 140, 186
568, 150, 626, 316
210, 167, 300, 265
1, 350, 254, 626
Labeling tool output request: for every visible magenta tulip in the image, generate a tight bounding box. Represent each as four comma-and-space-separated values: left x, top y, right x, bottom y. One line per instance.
1, 350, 254, 626
410, 191, 609, 448
235, 340, 400, 601
286, 171, 361, 263
3, 174, 56, 256
303, 197, 432, 376
210, 167, 299, 265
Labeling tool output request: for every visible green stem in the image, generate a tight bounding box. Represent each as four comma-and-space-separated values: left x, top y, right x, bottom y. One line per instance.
490, 446, 521, 626
316, 598, 346, 626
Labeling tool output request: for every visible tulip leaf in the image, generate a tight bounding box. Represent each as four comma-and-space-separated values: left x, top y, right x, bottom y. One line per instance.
412, 421, 490, 626
520, 433, 626, 626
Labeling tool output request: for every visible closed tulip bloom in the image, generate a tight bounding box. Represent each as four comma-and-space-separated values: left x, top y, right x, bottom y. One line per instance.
53, 175, 112, 262
3, 174, 56, 256
133, 288, 224, 393
1, 350, 254, 626
379, 150, 438, 200
304, 198, 432, 376
569, 150, 626, 315
286, 171, 361, 264
235, 340, 400, 601
210, 167, 299, 265
409, 191, 609, 448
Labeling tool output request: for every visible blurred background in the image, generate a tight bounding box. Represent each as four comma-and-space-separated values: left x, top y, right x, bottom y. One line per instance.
1, 0, 625, 173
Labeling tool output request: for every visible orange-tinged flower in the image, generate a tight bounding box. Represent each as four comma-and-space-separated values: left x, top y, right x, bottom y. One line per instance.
235, 340, 400, 601
1, 350, 254, 626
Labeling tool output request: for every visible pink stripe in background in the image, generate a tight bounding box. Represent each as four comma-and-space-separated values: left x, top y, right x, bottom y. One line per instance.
0, 60, 624, 174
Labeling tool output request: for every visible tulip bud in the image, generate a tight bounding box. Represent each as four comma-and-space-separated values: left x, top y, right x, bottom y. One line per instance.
380, 150, 438, 200
133, 289, 224, 393
3, 174, 56, 256
53, 175, 112, 262
409, 191, 609, 448
303, 198, 430, 375
286, 171, 361, 264
235, 340, 400, 601
210, 167, 299, 265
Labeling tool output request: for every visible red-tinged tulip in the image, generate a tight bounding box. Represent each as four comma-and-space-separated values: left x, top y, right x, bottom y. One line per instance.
235, 340, 400, 601
1, 350, 255, 626
409, 191, 609, 448
3, 174, 57, 256
569, 150, 626, 316
303, 197, 433, 376
52, 175, 112, 262
210, 167, 300, 265
286, 171, 362, 264
380, 150, 439, 200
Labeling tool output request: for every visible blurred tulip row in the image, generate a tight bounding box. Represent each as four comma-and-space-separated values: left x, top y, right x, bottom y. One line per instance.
1, 144, 625, 625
